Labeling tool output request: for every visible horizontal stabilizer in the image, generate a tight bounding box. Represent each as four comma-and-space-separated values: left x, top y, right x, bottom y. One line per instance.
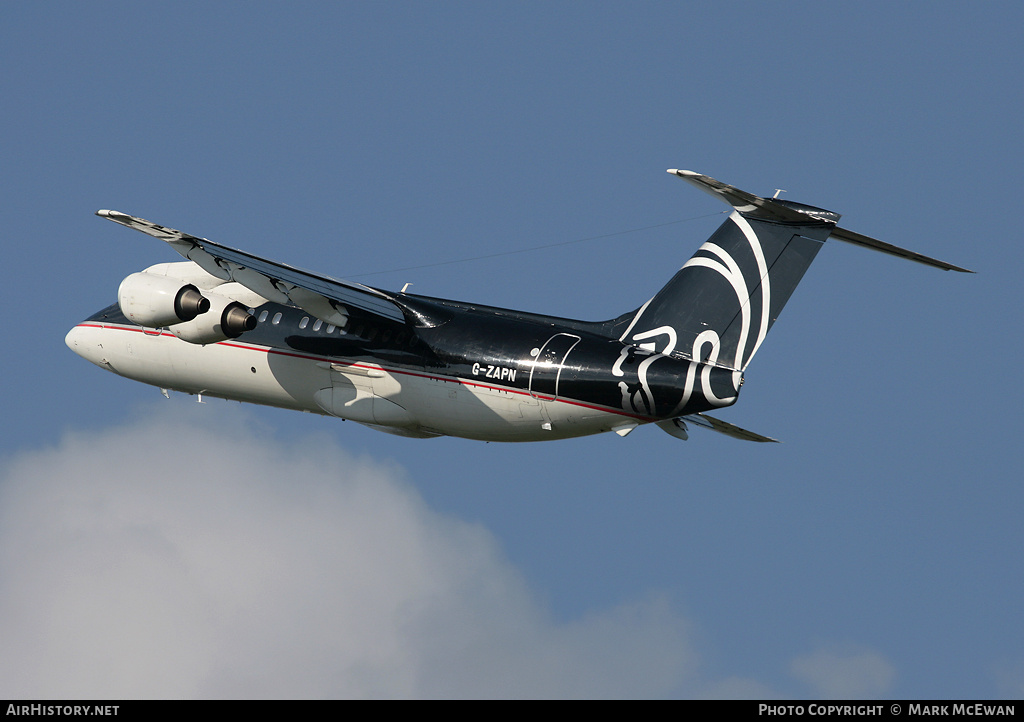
657, 414, 779, 443
828, 226, 974, 273
668, 169, 814, 223
668, 169, 972, 273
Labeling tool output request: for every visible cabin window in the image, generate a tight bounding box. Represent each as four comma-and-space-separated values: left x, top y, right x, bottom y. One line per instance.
272, 312, 282, 325
299, 317, 309, 329
326, 324, 336, 334
313, 319, 323, 331
258, 310, 269, 323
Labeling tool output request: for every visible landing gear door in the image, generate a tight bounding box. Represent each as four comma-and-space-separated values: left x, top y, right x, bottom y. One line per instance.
528, 333, 580, 399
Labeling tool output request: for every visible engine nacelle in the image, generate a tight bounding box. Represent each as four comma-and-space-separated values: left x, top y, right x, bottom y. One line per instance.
118, 272, 211, 327
169, 293, 257, 345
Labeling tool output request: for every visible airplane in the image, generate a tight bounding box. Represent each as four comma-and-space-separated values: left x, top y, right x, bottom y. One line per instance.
66, 170, 971, 443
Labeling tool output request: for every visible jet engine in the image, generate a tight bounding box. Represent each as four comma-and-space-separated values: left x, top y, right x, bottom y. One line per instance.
118, 267, 259, 345
168, 293, 257, 345
118, 271, 211, 327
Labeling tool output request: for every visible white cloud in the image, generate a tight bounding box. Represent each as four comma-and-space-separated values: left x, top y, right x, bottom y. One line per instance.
789, 645, 896, 699
0, 404, 697, 698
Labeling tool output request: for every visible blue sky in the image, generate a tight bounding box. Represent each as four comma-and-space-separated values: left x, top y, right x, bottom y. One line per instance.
2, 1, 1022, 698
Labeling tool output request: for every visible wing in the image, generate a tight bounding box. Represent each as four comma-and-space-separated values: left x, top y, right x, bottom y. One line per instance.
96, 210, 406, 325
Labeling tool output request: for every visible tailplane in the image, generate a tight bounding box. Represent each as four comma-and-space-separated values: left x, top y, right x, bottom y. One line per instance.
613, 170, 971, 372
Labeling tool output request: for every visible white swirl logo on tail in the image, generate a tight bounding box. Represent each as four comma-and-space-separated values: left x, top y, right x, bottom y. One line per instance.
613, 325, 677, 415
613, 212, 765, 415
680, 212, 770, 371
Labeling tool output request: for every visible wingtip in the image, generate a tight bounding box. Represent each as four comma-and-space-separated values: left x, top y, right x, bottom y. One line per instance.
96, 209, 136, 224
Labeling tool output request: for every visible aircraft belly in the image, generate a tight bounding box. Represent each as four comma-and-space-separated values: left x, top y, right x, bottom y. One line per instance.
388, 375, 531, 440
162, 338, 324, 409
400, 375, 628, 441
76, 324, 323, 411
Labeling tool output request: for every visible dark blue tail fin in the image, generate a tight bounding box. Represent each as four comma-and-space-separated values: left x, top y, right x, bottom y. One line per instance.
615, 171, 836, 371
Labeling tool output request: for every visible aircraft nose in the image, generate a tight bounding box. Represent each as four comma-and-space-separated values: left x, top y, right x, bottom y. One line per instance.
65, 324, 85, 354
65, 323, 111, 369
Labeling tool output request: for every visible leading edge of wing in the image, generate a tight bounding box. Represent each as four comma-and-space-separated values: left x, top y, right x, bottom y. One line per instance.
96, 210, 406, 324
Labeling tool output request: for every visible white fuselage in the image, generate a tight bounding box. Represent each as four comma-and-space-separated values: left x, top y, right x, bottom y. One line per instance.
65, 320, 635, 442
